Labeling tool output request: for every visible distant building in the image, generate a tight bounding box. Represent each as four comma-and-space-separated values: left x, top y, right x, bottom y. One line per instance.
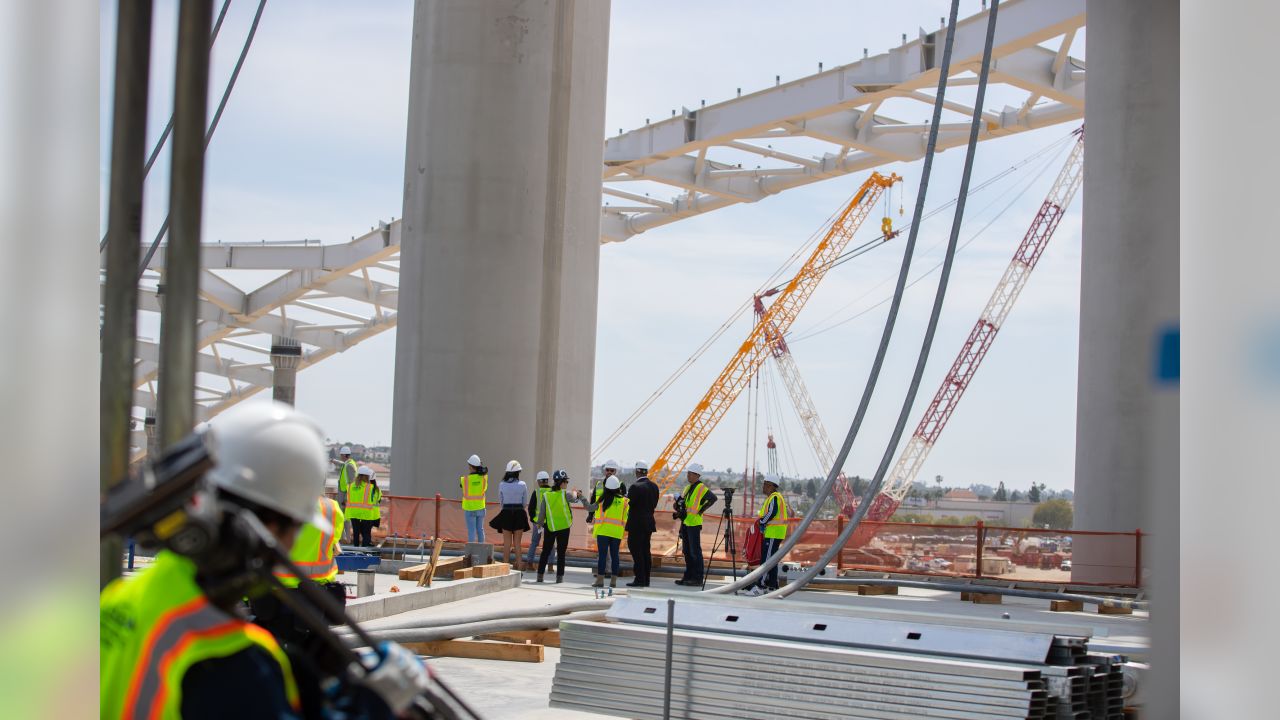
943, 488, 979, 501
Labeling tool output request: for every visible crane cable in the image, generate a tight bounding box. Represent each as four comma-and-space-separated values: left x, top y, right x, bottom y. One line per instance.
771, 0, 1003, 599
707, 0, 970, 597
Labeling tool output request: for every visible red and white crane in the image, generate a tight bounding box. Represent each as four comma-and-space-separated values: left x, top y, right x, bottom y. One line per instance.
863, 128, 1086, 523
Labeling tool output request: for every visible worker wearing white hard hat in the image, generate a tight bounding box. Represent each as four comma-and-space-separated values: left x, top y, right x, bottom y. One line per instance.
625, 461, 659, 587
330, 444, 359, 542
490, 460, 531, 569
590, 475, 630, 590
347, 465, 382, 547
748, 474, 789, 596
525, 471, 557, 570
675, 462, 718, 586
101, 401, 431, 718
460, 454, 489, 543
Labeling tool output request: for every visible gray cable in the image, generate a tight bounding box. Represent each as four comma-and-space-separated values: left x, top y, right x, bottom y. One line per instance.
350, 610, 609, 647
137, 0, 269, 277
769, 0, 1001, 599
333, 598, 612, 636
705, 0, 964, 596
814, 577, 1147, 610
98, 0, 234, 253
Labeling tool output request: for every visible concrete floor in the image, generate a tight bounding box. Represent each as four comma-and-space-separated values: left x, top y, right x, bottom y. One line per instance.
347, 563, 1149, 719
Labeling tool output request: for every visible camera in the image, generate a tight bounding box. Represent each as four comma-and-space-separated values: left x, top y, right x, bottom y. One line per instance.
723, 486, 735, 504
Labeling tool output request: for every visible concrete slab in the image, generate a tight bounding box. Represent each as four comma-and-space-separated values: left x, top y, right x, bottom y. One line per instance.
344, 572, 522, 623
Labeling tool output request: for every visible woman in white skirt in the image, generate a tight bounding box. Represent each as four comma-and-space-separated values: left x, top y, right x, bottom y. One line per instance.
489, 460, 531, 568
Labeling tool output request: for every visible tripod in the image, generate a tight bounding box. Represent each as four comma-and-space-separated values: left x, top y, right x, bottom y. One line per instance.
701, 490, 738, 590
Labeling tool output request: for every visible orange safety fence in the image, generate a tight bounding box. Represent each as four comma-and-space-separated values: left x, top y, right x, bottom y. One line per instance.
330, 493, 1143, 587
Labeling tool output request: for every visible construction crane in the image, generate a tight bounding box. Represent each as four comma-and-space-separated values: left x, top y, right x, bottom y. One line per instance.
862, 129, 1086, 524
649, 171, 902, 493
754, 292, 860, 516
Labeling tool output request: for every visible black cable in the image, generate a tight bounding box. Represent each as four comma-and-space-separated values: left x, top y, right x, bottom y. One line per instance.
707, 0, 965, 595
772, 0, 1002, 598
137, 0, 269, 277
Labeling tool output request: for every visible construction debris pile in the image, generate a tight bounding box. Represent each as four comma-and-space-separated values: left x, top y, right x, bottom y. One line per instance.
550, 595, 1134, 719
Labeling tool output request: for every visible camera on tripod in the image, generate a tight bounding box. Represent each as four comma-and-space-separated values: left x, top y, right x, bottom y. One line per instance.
722, 486, 735, 506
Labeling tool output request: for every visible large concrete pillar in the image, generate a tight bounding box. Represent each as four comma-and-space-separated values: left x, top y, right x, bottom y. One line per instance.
391, 0, 610, 498
1074, 1, 1177, 716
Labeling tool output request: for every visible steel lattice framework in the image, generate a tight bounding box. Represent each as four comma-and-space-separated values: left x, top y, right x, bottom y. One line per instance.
109, 0, 1085, 459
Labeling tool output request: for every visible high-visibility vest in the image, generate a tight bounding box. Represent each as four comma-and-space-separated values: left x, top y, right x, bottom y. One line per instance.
276, 497, 344, 587
100, 551, 301, 720
682, 482, 709, 527
337, 460, 357, 497
540, 490, 572, 532
460, 473, 488, 511
593, 497, 629, 539
345, 480, 381, 521
759, 491, 789, 540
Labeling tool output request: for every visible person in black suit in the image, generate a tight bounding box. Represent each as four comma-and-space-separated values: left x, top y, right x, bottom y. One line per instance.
624, 460, 659, 587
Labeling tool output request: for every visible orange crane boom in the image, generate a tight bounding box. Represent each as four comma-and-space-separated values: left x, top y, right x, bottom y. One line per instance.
649, 172, 901, 492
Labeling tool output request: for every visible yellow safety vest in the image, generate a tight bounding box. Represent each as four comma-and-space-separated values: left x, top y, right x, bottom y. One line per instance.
759, 491, 789, 540
337, 459, 357, 496
100, 551, 301, 720
345, 480, 381, 521
275, 497, 344, 586
593, 497, 629, 539
460, 473, 488, 511
682, 482, 709, 527
540, 490, 573, 532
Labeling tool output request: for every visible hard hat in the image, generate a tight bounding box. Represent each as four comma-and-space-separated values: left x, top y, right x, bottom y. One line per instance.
552, 469, 570, 483
536, 471, 551, 483
506, 460, 522, 473
763, 473, 781, 487
467, 454, 482, 466
686, 463, 704, 476
358, 465, 373, 477
604, 476, 621, 491
603, 459, 620, 471
634, 460, 650, 471
205, 401, 331, 533
339, 446, 351, 455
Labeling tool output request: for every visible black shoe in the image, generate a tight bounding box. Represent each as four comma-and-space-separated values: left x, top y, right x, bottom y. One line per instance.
536, 575, 544, 583
555, 575, 564, 584
625, 581, 641, 587
674, 579, 689, 586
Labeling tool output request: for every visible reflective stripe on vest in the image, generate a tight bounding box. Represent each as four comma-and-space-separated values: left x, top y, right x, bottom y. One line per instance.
276, 498, 342, 586
101, 552, 301, 720
542, 490, 572, 532
759, 491, 789, 540
338, 460, 357, 493
593, 497, 629, 539
682, 483, 708, 527
460, 473, 488, 511
345, 481, 381, 521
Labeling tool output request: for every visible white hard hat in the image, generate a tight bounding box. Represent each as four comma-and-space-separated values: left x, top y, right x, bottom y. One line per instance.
467, 454, 482, 466
205, 401, 331, 533
536, 471, 551, 482
604, 476, 621, 491
358, 465, 373, 477
506, 460, 523, 473
603, 459, 620, 471
339, 446, 351, 455
686, 463, 704, 476
634, 460, 650, 471
763, 473, 781, 486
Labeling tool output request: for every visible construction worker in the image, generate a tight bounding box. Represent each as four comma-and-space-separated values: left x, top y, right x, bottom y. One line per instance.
489, 460, 530, 569
674, 463, 718, 586
346, 466, 382, 547
536, 470, 574, 584
748, 474, 789, 596
591, 476, 629, 590
332, 445, 358, 542
100, 401, 427, 719
625, 460, 658, 587
586, 459, 621, 524
524, 470, 556, 570
460, 454, 489, 543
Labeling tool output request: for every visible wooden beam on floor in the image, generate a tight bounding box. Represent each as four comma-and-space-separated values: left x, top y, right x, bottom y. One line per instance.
402, 639, 544, 663
475, 630, 561, 648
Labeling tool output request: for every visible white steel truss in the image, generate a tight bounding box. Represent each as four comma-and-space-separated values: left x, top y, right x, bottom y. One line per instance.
109, 0, 1085, 460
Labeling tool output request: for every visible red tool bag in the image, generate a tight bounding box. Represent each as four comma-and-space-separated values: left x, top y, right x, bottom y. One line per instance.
744, 520, 763, 566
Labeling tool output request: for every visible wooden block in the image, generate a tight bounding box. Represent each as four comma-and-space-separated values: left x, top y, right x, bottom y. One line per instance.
418, 538, 445, 587
471, 562, 511, 578
1097, 604, 1133, 615
475, 630, 561, 648
402, 639, 544, 663
1050, 600, 1085, 612
396, 554, 468, 581
960, 591, 972, 601
970, 593, 1003, 604
856, 584, 898, 596
398, 563, 430, 581
452, 568, 475, 580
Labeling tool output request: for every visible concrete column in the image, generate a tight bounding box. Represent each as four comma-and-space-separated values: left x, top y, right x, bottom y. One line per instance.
392, 0, 610, 498
144, 411, 159, 460
270, 336, 302, 406
1075, 3, 1177, 715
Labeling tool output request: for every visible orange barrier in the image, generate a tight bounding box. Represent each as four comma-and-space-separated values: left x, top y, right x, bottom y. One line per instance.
331, 493, 1143, 587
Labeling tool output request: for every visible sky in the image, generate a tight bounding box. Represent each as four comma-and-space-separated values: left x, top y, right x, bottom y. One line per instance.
101, 0, 1085, 493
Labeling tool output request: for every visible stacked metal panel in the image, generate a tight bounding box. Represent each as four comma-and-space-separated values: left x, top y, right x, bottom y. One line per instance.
549, 597, 1131, 720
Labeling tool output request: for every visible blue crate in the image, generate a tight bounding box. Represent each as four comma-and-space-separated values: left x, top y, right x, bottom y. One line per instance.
336, 554, 381, 572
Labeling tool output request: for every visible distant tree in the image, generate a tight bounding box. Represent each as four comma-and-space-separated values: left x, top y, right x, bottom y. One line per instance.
993, 482, 1008, 502
1027, 483, 1043, 503
804, 478, 817, 499
1032, 499, 1073, 530
851, 475, 866, 495
1010, 489, 1022, 502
